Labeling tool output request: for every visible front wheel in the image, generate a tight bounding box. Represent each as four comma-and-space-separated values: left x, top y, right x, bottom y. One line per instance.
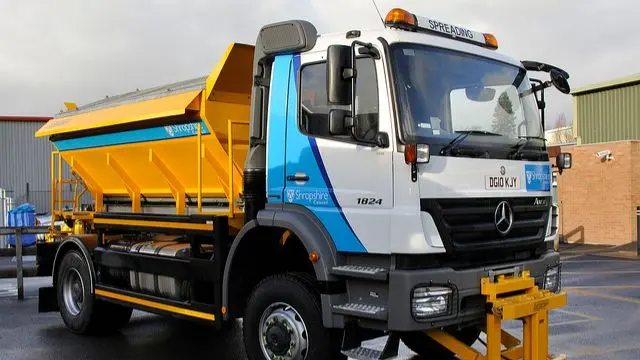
242, 273, 344, 360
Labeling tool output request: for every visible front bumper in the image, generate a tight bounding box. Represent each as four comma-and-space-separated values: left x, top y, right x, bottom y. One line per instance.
387, 251, 560, 331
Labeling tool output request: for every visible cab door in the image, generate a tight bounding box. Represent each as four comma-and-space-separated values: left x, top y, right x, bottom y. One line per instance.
281, 49, 394, 254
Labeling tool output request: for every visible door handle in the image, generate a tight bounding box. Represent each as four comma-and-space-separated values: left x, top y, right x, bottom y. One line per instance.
287, 174, 310, 182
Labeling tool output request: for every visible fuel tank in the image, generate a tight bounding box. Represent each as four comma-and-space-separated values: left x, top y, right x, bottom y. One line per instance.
107, 237, 213, 301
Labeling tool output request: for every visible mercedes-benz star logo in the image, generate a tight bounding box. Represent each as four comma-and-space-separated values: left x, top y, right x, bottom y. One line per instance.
494, 201, 514, 235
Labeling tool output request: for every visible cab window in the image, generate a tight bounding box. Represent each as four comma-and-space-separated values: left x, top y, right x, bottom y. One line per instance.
299, 58, 379, 142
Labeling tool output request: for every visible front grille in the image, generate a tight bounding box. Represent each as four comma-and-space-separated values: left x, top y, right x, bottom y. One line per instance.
421, 197, 550, 252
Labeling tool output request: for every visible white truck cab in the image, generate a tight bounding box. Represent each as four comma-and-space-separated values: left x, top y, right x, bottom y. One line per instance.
241, 7, 572, 358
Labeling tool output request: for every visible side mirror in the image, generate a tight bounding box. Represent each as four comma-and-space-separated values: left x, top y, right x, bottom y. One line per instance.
550, 69, 571, 94
327, 45, 353, 105
328, 109, 352, 135
556, 152, 572, 174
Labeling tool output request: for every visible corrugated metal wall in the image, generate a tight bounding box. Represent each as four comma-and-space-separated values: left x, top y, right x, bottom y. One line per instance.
0, 121, 92, 214
0, 121, 52, 213
576, 83, 640, 144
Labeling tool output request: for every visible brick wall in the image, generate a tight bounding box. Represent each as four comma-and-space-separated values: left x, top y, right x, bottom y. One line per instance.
632, 142, 640, 240
557, 141, 639, 245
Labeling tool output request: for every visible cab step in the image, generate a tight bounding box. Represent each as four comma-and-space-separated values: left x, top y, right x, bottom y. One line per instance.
331, 265, 389, 281
332, 302, 387, 320
341, 333, 400, 360
342, 347, 389, 360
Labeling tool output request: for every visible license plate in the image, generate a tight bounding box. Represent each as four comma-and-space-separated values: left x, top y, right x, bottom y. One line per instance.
485, 176, 521, 190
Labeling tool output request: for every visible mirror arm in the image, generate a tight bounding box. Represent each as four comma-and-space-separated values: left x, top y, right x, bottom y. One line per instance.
344, 116, 354, 129
530, 78, 551, 131
358, 46, 381, 59
342, 68, 355, 80
348, 41, 360, 143
530, 79, 552, 94
347, 40, 378, 143
344, 40, 384, 146
552, 163, 563, 175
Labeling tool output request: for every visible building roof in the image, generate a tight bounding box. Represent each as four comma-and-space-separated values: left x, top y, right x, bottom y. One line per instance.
0, 116, 51, 122
572, 73, 640, 96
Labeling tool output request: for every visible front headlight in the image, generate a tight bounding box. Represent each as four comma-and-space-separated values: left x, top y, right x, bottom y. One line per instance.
543, 265, 561, 293
411, 286, 452, 319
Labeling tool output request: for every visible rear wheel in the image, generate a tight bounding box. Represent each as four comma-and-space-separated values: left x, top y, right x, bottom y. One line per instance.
400, 326, 481, 359
242, 273, 345, 360
57, 250, 132, 334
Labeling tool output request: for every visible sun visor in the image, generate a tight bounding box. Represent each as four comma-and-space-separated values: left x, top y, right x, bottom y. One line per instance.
36, 90, 202, 138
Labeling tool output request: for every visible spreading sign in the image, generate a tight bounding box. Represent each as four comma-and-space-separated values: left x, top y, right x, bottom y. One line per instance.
416, 16, 485, 45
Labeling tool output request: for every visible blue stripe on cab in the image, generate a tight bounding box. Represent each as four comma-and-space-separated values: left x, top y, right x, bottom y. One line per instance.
266, 54, 292, 203
53, 120, 211, 151
282, 54, 366, 253
307, 137, 365, 252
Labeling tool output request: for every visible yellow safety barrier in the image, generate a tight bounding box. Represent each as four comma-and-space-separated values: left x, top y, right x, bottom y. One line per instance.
428, 271, 567, 360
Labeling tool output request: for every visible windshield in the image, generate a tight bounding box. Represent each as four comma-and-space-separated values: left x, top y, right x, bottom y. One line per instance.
391, 43, 546, 160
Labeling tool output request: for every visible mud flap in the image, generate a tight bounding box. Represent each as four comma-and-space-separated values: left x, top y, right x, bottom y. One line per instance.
38, 286, 59, 313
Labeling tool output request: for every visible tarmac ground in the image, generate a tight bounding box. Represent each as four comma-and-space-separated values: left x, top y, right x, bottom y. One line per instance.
0, 248, 638, 360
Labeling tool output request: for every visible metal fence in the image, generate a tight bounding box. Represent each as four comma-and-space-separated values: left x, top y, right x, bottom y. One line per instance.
2, 186, 93, 214
0, 189, 13, 226
0, 226, 49, 300
0, 185, 92, 248
1, 189, 14, 248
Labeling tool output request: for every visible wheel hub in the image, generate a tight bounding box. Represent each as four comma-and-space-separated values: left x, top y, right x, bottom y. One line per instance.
266, 322, 292, 355
62, 268, 85, 316
259, 302, 309, 360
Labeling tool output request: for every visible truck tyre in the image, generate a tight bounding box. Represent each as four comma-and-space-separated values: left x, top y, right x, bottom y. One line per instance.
400, 326, 481, 359
57, 250, 131, 334
243, 273, 345, 360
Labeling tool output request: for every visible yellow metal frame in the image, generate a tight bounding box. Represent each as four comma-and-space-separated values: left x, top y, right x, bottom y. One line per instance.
95, 289, 215, 321
35, 90, 202, 138
51, 151, 89, 218
92, 218, 214, 232
428, 271, 567, 360
42, 42, 254, 236
226, 119, 249, 216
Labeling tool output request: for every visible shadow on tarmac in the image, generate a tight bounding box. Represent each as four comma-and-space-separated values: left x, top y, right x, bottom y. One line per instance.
33, 314, 247, 360
31, 314, 421, 360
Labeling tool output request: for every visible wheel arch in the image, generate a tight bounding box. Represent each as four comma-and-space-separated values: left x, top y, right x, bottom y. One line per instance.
52, 236, 97, 294
222, 205, 342, 319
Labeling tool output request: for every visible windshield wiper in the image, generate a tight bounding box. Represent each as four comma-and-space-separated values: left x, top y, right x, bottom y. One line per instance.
440, 130, 502, 156
508, 136, 546, 159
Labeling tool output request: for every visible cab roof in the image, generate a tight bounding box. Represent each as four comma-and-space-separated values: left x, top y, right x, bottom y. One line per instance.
314, 27, 524, 69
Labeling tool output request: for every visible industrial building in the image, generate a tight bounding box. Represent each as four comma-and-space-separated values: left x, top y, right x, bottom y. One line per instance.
0, 116, 53, 215
556, 74, 640, 251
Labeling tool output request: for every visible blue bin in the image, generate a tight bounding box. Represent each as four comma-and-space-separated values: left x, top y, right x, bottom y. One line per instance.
7, 203, 37, 247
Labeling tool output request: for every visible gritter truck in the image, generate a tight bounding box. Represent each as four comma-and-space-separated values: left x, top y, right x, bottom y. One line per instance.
35, 8, 573, 360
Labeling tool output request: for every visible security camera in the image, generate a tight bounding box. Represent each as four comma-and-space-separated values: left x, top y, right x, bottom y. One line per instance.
595, 150, 613, 161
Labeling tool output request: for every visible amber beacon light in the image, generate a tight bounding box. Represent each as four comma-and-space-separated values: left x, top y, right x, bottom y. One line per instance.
385, 8, 417, 29
483, 33, 499, 49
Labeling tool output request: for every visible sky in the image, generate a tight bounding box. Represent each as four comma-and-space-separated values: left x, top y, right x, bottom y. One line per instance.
1, 0, 638, 128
